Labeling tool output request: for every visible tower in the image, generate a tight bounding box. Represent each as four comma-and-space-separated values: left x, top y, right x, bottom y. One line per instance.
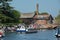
36, 3, 39, 15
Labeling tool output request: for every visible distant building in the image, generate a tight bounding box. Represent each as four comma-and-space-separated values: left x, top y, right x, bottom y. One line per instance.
20, 3, 53, 25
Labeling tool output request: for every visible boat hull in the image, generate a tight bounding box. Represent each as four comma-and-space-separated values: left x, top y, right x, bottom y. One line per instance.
55, 34, 60, 37
26, 28, 38, 33
26, 31, 37, 33
16, 30, 26, 32
0, 34, 5, 38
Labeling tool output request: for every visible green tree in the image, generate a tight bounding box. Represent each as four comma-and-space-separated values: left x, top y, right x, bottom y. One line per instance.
12, 10, 20, 19
55, 11, 60, 24
0, 0, 21, 24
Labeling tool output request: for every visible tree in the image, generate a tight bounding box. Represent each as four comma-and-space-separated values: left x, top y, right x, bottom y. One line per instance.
0, 0, 20, 24
55, 11, 60, 24
1, 0, 14, 17
12, 10, 20, 19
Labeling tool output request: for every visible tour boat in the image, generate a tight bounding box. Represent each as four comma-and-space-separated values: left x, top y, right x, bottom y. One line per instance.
16, 25, 26, 32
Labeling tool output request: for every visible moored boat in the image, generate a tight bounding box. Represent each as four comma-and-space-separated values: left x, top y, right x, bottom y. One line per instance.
55, 27, 60, 37
16, 25, 26, 32
0, 29, 5, 38
26, 27, 38, 33
16, 24, 38, 33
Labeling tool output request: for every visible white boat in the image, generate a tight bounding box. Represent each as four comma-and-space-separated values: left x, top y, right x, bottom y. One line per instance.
16, 25, 26, 32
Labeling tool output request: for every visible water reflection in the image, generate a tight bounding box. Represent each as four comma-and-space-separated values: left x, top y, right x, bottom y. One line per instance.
56, 38, 60, 40
0, 38, 3, 40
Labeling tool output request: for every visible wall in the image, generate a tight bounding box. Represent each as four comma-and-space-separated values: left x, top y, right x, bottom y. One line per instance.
35, 20, 47, 25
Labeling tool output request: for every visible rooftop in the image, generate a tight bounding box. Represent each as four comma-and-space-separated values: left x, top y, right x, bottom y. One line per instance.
20, 12, 35, 18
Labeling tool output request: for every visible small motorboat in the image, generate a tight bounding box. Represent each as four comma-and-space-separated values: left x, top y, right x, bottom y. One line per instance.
0, 33, 5, 38
26, 27, 38, 33
55, 27, 60, 37
0, 30, 5, 38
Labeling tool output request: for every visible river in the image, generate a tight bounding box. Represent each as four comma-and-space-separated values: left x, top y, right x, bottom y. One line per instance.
0, 29, 60, 40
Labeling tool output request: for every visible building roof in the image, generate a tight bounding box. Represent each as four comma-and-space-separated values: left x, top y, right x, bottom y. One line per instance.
38, 15, 50, 18
20, 12, 53, 20
33, 14, 50, 20
20, 13, 35, 18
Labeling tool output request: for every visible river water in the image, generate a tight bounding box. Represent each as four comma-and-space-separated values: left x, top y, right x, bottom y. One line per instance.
0, 29, 60, 40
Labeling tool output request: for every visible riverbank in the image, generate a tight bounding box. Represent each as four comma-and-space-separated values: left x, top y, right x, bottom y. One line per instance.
0, 23, 58, 34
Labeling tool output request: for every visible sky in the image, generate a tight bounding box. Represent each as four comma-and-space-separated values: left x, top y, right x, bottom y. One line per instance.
11, 0, 60, 17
